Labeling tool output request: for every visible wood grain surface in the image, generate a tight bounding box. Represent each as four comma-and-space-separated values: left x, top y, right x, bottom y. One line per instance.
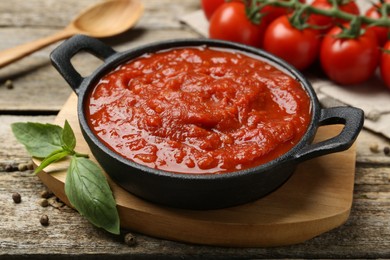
1, 0, 390, 258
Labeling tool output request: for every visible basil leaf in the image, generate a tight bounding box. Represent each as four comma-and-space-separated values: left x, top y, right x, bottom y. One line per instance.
11, 122, 63, 158
34, 149, 70, 174
65, 157, 120, 235
61, 120, 76, 152
12, 120, 120, 235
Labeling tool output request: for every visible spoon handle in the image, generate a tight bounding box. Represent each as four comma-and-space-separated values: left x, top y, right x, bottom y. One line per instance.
0, 29, 74, 68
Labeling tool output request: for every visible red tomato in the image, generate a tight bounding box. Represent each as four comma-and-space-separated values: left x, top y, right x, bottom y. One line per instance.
365, 0, 390, 46
260, 0, 305, 25
320, 26, 380, 85
209, 2, 267, 47
380, 41, 390, 89
263, 16, 321, 71
308, 0, 360, 33
201, 0, 225, 20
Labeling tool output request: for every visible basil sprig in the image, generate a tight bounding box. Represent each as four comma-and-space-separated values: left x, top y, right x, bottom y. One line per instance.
11, 121, 120, 235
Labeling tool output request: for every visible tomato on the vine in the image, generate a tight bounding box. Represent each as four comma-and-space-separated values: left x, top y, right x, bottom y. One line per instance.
209, 2, 267, 47
320, 26, 380, 85
263, 15, 321, 71
260, 0, 305, 25
365, 0, 390, 46
380, 41, 390, 89
308, 0, 360, 33
201, 0, 225, 20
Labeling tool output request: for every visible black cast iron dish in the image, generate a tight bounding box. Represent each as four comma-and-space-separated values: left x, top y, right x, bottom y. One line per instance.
51, 35, 364, 210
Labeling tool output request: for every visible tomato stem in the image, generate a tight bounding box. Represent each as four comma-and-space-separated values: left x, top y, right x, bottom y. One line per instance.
289, 4, 311, 30
245, 0, 264, 24
254, 0, 390, 30
336, 16, 364, 38
381, 3, 389, 18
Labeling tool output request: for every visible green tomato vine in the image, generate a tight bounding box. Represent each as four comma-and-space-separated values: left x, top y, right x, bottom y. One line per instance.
247, 0, 390, 38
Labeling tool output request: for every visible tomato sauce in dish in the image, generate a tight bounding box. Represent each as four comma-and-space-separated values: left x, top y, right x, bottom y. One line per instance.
86, 47, 312, 174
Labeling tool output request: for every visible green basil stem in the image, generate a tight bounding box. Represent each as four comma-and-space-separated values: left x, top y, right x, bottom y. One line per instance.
254, 0, 390, 28
34, 150, 70, 174
71, 151, 90, 158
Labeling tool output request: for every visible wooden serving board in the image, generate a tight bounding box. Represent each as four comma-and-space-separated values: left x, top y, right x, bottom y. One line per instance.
35, 93, 356, 247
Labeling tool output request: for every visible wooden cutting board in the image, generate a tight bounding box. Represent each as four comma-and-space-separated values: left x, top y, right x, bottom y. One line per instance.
35, 93, 356, 247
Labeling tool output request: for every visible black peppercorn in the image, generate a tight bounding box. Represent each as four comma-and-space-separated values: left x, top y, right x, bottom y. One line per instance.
384, 146, 390, 156
40, 215, 49, 226
124, 233, 137, 246
5, 80, 13, 89
38, 198, 49, 207
12, 192, 21, 203
5, 164, 14, 172
40, 190, 53, 199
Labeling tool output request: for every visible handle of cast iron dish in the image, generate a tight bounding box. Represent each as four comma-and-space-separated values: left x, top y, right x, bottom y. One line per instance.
294, 106, 364, 162
50, 34, 116, 95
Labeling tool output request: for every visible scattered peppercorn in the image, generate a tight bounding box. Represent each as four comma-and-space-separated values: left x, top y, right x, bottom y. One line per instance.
5, 79, 13, 90
384, 146, 390, 156
124, 233, 137, 246
5, 164, 14, 172
26, 161, 34, 170
18, 163, 28, 171
38, 198, 49, 207
47, 196, 65, 209
40, 215, 49, 226
12, 192, 21, 203
369, 143, 380, 153
40, 190, 53, 199
366, 110, 381, 122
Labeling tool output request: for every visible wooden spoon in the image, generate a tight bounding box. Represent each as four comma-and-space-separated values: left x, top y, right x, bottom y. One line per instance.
0, 0, 144, 68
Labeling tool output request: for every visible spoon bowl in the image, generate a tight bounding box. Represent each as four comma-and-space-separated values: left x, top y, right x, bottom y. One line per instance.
0, 0, 143, 68
71, 0, 144, 37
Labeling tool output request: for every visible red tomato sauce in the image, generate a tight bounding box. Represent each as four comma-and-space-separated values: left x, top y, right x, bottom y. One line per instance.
86, 47, 311, 174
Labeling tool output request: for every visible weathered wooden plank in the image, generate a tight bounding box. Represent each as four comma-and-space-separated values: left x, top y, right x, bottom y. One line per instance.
2, 0, 390, 257
0, 27, 199, 112
0, 116, 56, 167
0, 0, 200, 29
1, 167, 390, 259
356, 130, 390, 164
0, 0, 200, 112
0, 0, 95, 28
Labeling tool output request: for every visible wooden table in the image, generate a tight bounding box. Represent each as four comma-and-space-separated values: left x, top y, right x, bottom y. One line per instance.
1, 0, 390, 258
